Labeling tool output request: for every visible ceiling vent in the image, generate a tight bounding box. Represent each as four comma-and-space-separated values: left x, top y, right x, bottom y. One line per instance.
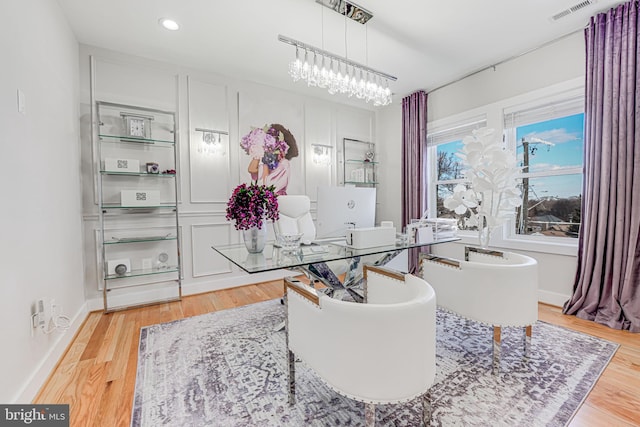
551, 0, 596, 21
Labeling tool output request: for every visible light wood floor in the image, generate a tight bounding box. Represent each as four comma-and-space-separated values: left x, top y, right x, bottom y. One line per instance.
33, 281, 640, 427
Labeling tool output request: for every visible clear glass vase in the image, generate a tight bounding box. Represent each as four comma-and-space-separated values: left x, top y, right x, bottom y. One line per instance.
477, 215, 491, 249
243, 226, 266, 253
478, 225, 491, 249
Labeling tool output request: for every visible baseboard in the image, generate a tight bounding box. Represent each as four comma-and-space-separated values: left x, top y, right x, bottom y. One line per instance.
538, 289, 569, 308
85, 277, 572, 311
16, 302, 89, 403
85, 270, 295, 312
183, 269, 294, 296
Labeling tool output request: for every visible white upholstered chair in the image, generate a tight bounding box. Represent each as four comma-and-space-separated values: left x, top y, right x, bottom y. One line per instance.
421, 246, 538, 374
285, 265, 437, 426
276, 194, 348, 284
274, 195, 316, 244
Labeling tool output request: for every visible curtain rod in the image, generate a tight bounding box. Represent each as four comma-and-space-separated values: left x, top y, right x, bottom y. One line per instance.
428, 26, 586, 94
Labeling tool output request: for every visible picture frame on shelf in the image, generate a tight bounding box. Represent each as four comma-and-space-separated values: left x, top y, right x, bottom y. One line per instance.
146, 162, 160, 174
121, 113, 153, 139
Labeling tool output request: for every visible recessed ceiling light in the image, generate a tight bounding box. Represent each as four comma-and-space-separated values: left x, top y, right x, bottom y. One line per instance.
158, 18, 180, 31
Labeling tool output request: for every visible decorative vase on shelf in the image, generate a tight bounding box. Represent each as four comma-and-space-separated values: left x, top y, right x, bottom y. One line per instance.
243, 225, 266, 253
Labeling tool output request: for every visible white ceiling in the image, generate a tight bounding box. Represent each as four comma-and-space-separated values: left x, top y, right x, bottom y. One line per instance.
56, 0, 622, 108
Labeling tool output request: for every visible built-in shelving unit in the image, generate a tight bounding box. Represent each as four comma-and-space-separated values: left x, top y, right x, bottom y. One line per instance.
341, 138, 377, 187
94, 101, 182, 312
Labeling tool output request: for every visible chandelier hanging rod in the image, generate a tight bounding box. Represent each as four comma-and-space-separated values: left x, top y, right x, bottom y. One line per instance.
278, 34, 397, 82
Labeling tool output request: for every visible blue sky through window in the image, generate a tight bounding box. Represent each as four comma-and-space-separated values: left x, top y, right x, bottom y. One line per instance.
516, 113, 584, 171
516, 113, 584, 199
437, 113, 584, 199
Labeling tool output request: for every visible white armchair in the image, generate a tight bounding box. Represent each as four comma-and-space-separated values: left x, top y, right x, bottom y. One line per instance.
275, 195, 316, 244
276, 194, 348, 284
285, 265, 437, 426
421, 246, 538, 374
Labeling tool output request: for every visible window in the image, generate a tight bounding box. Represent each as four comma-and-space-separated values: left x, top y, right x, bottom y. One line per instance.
426, 84, 584, 253
504, 95, 584, 239
428, 117, 486, 230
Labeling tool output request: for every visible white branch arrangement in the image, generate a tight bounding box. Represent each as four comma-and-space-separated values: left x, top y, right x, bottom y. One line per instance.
443, 127, 522, 245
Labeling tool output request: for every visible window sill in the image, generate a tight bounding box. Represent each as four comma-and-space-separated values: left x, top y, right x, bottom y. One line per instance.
452, 232, 578, 257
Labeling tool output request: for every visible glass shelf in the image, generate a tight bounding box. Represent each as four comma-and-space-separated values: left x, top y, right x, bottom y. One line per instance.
344, 180, 378, 185
104, 235, 177, 245
345, 159, 378, 165
100, 171, 176, 177
99, 134, 175, 145
101, 203, 177, 210
105, 266, 179, 280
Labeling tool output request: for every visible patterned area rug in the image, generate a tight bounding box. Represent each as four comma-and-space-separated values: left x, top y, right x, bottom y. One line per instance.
131, 300, 618, 426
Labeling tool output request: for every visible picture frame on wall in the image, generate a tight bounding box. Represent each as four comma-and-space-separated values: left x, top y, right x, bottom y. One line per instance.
238, 92, 305, 196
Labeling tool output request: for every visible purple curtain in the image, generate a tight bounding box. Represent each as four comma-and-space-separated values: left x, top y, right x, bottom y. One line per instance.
563, 1, 640, 332
402, 91, 428, 273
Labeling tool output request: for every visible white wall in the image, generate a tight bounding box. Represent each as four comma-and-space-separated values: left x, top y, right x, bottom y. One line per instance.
375, 103, 403, 229
427, 32, 585, 122
376, 32, 586, 306
0, 0, 86, 403
78, 45, 376, 309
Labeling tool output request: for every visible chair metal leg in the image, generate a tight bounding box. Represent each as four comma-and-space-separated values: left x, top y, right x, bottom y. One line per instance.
422, 391, 432, 426
364, 403, 376, 427
492, 325, 501, 375
287, 349, 296, 405
363, 272, 368, 303
524, 325, 532, 357
284, 291, 296, 405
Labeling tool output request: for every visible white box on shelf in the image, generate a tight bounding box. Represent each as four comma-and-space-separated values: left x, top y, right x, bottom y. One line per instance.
120, 190, 160, 206
416, 226, 434, 243
104, 158, 140, 173
346, 226, 396, 249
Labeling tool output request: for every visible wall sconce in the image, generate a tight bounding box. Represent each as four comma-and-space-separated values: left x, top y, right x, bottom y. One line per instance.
195, 128, 228, 155
312, 144, 332, 165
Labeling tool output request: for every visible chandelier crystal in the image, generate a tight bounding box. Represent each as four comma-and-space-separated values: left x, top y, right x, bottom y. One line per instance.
279, 35, 396, 106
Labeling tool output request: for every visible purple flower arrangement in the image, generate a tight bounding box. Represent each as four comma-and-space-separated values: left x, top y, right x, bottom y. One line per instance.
240, 125, 290, 170
225, 182, 279, 230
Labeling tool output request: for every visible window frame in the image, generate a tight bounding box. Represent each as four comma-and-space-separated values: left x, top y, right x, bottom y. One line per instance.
428, 115, 487, 227
426, 80, 584, 256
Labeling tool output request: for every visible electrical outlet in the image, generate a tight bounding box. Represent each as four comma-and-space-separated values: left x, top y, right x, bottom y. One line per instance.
31, 308, 39, 329
37, 299, 46, 327
31, 299, 45, 330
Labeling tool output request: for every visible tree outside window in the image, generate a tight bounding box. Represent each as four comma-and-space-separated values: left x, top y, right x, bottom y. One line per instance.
435, 140, 476, 230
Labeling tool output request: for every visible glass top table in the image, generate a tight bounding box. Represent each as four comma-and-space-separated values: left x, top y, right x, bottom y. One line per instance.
212, 237, 460, 275
214, 236, 460, 306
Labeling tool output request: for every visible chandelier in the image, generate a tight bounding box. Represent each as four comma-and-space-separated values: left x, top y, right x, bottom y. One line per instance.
278, 1, 396, 106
